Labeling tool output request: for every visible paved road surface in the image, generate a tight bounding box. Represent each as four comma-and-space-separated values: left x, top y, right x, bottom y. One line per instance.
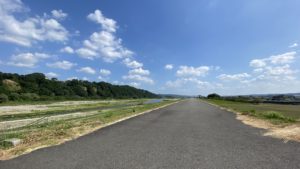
1, 99, 299, 169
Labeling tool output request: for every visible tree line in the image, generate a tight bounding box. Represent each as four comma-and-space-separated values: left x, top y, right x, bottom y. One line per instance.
0, 72, 158, 103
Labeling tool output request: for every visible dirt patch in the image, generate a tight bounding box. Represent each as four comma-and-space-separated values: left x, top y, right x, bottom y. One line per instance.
237, 114, 300, 142
0, 100, 114, 115
203, 100, 300, 143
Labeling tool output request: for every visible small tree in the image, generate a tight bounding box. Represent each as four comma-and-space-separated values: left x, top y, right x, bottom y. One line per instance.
207, 93, 221, 99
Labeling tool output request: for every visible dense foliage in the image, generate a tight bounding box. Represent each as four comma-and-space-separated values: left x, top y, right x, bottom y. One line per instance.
207, 93, 221, 99
0, 72, 158, 103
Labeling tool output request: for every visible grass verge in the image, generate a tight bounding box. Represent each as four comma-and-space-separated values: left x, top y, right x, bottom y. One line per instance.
205, 99, 299, 124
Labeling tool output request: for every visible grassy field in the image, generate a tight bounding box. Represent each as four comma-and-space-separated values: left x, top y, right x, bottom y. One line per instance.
0, 99, 178, 159
206, 99, 300, 124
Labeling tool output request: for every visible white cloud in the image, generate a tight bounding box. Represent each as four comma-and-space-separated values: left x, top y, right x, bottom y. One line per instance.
51, 9, 67, 20
217, 73, 251, 81
76, 48, 97, 59
46, 60, 76, 70
269, 52, 296, 64
46, 72, 58, 78
0, 0, 69, 46
87, 9, 117, 33
250, 59, 266, 68
76, 9, 133, 62
129, 68, 150, 76
60, 46, 74, 54
289, 43, 298, 48
214, 51, 299, 95
123, 66, 153, 85
250, 51, 296, 68
176, 66, 210, 77
8, 52, 50, 67
99, 69, 111, 76
165, 64, 173, 70
77, 67, 96, 74
122, 74, 154, 84
264, 65, 296, 76
123, 58, 143, 69
248, 51, 297, 81
165, 78, 211, 92
129, 82, 140, 87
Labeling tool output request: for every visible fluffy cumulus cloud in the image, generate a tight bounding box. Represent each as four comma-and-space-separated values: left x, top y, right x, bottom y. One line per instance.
60, 46, 74, 54
123, 67, 153, 85
214, 51, 300, 95
218, 73, 251, 81
129, 68, 150, 76
123, 58, 143, 69
51, 9, 68, 20
77, 67, 96, 74
250, 52, 296, 68
250, 59, 266, 68
164, 77, 220, 95
269, 52, 296, 64
123, 74, 154, 84
162, 65, 218, 95
99, 69, 111, 76
165, 64, 173, 70
46, 72, 58, 78
176, 66, 210, 77
8, 52, 50, 67
166, 78, 209, 88
87, 9, 117, 33
0, 0, 69, 47
76, 9, 133, 62
46, 60, 77, 70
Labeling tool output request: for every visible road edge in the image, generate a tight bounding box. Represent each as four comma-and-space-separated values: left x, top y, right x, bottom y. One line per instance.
200, 99, 300, 143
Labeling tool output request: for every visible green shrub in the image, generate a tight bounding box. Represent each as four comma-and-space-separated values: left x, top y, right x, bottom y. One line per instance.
262, 111, 296, 122
20, 93, 40, 101
9, 93, 21, 101
0, 93, 9, 103
103, 112, 113, 118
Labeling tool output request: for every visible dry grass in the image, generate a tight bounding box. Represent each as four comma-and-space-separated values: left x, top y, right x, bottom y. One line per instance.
204, 100, 300, 143
237, 114, 300, 142
0, 100, 178, 160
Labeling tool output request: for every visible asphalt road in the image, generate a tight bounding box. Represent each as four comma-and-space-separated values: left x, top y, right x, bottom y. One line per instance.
1, 99, 299, 169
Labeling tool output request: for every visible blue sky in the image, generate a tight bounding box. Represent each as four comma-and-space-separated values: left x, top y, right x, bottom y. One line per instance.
0, 0, 300, 95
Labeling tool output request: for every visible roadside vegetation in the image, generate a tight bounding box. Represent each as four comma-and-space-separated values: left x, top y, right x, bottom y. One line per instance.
201, 93, 300, 142
0, 99, 178, 160
206, 99, 299, 124
205, 94, 300, 124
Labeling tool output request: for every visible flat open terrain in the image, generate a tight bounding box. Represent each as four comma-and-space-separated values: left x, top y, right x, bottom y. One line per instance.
1, 99, 299, 169
207, 99, 300, 120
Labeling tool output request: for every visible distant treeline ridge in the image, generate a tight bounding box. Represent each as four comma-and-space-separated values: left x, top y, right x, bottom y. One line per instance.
0, 72, 158, 103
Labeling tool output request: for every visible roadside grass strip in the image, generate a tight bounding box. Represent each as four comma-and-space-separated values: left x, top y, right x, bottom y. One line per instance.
0, 99, 178, 160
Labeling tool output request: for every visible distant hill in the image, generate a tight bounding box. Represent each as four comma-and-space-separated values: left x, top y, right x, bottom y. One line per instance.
0, 72, 158, 103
